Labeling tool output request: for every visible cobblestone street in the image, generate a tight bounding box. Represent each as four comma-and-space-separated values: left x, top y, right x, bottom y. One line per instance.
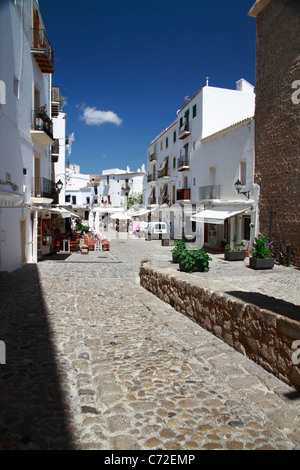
0, 238, 300, 450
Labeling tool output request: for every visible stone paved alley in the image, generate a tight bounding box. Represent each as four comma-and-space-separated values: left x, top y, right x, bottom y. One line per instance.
0, 238, 300, 450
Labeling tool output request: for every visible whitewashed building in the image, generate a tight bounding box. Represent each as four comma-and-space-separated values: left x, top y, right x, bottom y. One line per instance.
52, 87, 67, 207
65, 164, 146, 231
0, 0, 56, 271
65, 164, 92, 224
146, 78, 258, 249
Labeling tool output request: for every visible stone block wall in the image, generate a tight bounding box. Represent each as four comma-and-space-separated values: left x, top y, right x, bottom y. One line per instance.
140, 265, 300, 390
254, 0, 300, 266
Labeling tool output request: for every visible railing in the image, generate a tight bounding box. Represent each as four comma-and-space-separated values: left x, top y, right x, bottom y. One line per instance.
199, 185, 220, 200
178, 121, 190, 139
148, 196, 156, 205
157, 167, 169, 179
158, 195, 169, 205
31, 109, 53, 139
149, 152, 157, 162
177, 156, 189, 169
32, 177, 53, 199
176, 188, 190, 201
31, 28, 54, 72
147, 174, 156, 183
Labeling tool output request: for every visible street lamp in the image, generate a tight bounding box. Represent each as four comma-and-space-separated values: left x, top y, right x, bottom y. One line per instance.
56, 179, 63, 193
234, 179, 250, 199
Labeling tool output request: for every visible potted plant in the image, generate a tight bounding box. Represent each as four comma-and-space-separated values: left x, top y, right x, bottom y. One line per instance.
249, 236, 274, 270
171, 240, 186, 263
224, 240, 246, 261
178, 248, 212, 273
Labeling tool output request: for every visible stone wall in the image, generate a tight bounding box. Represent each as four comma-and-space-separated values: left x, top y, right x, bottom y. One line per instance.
254, 0, 300, 266
140, 265, 300, 390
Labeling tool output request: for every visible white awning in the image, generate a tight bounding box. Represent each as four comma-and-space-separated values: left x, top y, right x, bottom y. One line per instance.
60, 207, 81, 219
0, 184, 24, 207
191, 208, 251, 224
92, 207, 124, 213
31, 197, 53, 204
50, 207, 74, 218
110, 212, 131, 220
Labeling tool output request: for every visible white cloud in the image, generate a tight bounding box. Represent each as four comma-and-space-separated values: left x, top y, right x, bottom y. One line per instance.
80, 106, 122, 126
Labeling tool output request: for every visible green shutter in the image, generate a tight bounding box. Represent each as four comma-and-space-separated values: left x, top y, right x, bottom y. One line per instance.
193, 104, 197, 118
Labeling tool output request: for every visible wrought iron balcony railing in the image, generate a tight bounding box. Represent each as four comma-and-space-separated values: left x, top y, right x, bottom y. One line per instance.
157, 167, 169, 179
31, 109, 53, 140
31, 177, 54, 199
31, 28, 54, 73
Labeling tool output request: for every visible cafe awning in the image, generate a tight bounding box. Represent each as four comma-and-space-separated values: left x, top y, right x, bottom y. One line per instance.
191, 208, 251, 224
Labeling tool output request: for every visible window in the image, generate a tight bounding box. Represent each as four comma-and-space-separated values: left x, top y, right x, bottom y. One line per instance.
210, 167, 216, 186
86, 197, 90, 204
166, 137, 168, 149
240, 161, 247, 185
173, 156, 176, 169
193, 177, 196, 186
242, 216, 251, 241
72, 196, 76, 204
173, 130, 176, 143
13, 76, 19, 98
193, 103, 197, 118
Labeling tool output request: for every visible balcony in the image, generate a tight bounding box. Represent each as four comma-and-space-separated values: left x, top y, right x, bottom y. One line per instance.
157, 167, 169, 179
31, 28, 54, 74
51, 87, 60, 117
158, 194, 169, 205
31, 177, 54, 202
149, 151, 157, 163
177, 156, 190, 171
178, 122, 190, 140
51, 139, 59, 163
31, 109, 54, 145
147, 174, 156, 184
121, 184, 131, 191
148, 196, 156, 205
176, 188, 190, 201
199, 185, 221, 200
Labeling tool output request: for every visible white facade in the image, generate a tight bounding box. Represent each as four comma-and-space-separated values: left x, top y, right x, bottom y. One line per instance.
0, 0, 55, 271
98, 166, 145, 207
65, 165, 146, 231
146, 79, 257, 248
52, 109, 67, 206
65, 165, 92, 223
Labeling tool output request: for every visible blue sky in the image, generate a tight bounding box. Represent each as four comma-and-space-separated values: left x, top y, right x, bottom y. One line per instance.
40, 0, 257, 174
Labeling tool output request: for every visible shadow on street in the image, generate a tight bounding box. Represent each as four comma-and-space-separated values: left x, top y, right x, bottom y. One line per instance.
0, 264, 73, 450
226, 290, 300, 321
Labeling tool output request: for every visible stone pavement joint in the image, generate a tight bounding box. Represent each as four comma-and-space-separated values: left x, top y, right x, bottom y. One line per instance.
0, 238, 299, 450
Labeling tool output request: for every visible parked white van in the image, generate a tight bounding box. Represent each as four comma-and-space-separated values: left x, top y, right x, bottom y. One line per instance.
145, 222, 168, 239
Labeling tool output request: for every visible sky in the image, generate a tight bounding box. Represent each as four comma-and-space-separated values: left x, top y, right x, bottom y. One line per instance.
39, 0, 257, 175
